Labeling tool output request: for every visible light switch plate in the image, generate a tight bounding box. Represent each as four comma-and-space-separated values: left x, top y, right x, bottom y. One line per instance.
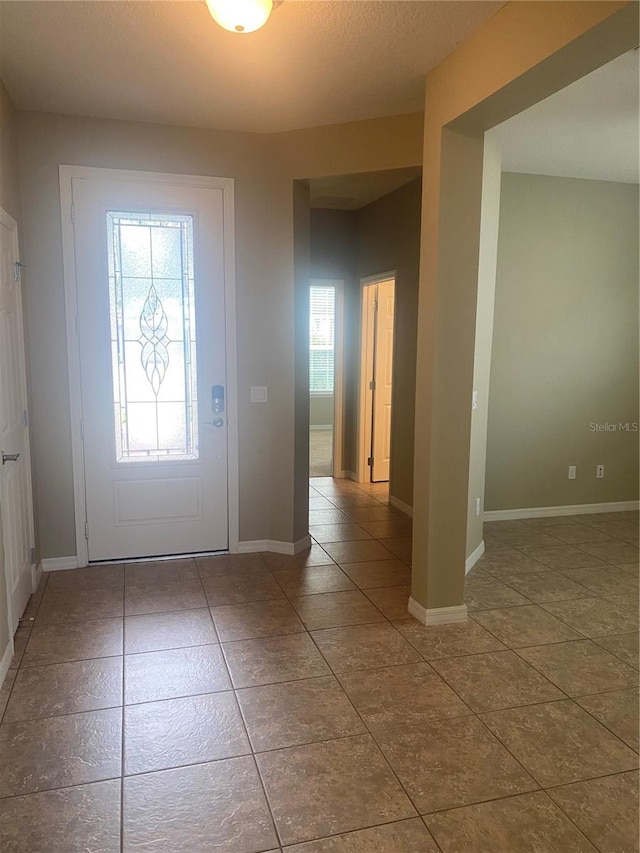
250, 386, 268, 403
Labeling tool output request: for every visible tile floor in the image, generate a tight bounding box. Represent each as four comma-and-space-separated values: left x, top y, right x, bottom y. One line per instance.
0, 476, 638, 851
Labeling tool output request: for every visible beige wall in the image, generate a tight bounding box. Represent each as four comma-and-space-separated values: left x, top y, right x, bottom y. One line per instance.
272, 113, 423, 181
309, 178, 422, 503
412, 0, 636, 613
17, 112, 284, 557
486, 173, 639, 511
0, 80, 23, 653
14, 110, 422, 559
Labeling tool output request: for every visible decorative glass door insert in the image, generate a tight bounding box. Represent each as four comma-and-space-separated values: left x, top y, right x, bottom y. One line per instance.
107, 212, 198, 462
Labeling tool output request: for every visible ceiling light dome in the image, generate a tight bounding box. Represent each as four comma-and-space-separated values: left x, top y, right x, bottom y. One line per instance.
206, 0, 273, 33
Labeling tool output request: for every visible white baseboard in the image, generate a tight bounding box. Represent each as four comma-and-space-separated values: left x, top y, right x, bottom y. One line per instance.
389, 496, 413, 518
408, 597, 468, 626
465, 540, 485, 575
0, 638, 14, 689
42, 556, 79, 572
237, 535, 312, 555
484, 500, 639, 522
310, 424, 333, 431
334, 471, 358, 482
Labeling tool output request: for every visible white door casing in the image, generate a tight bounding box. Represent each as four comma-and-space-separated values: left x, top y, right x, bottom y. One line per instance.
372, 280, 395, 482
0, 209, 35, 632
60, 168, 238, 564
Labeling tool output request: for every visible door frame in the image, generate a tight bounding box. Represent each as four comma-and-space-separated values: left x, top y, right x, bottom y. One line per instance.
0, 207, 37, 637
357, 271, 396, 484
59, 166, 239, 566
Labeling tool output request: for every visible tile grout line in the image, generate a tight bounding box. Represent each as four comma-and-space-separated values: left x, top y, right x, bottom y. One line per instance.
0, 496, 635, 849
0, 573, 49, 726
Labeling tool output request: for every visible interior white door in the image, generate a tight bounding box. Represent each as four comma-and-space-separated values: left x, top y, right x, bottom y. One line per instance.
0, 211, 35, 630
71, 176, 229, 561
372, 280, 395, 482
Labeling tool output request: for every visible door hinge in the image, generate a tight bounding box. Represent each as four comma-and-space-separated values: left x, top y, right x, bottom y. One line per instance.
22, 409, 28, 427
369, 380, 376, 391
367, 456, 373, 466
70, 204, 75, 224
80, 419, 84, 440
84, 521, 89, 540
14, 261, 26, 282
29, 547, 36, 565
75, 315, 80, 336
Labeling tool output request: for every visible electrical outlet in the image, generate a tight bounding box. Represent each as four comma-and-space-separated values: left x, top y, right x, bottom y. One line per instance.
596, 464, 605, 479
568, 466, 577, 480
475, 497, 481, 517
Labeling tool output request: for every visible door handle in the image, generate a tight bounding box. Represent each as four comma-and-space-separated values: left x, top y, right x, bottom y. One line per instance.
2, 452, 20, 465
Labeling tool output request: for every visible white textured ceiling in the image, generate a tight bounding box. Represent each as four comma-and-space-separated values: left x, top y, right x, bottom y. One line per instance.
0, 0, 503, 133
495, 50, 639, 184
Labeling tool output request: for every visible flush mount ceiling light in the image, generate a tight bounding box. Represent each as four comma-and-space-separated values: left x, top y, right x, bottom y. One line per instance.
205, 0, 276, 34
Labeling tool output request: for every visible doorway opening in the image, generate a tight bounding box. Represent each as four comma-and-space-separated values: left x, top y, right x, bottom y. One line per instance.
465, 48, 639, 580
309, 279, 343, 478
305, 167, 422, 509
358, 274, 396, 484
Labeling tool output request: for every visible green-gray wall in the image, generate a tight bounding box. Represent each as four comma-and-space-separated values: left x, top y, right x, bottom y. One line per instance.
309, 177, 422, 507
486, 173, 639, 511
466, 134, 501, 557
309, 209, 357, 466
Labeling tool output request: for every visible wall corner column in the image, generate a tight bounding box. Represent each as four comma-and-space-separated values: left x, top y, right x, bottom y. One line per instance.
411, 126, 486, 624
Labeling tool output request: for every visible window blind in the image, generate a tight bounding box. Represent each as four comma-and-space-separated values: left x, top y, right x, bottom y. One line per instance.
309, 285, 335, 394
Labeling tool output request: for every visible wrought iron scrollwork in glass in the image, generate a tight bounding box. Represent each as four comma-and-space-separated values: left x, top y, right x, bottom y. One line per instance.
139, 284, 170, 395
106, 211, 198, 463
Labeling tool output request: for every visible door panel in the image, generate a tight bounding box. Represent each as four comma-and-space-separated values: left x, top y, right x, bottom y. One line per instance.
372, 281, 395, 482
72, 177, 229, 561
0, 213, 35, 630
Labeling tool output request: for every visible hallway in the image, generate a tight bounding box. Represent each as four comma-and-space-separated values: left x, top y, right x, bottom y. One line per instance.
0, 477, 637, 851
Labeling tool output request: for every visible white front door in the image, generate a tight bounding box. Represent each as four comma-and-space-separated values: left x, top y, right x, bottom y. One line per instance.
70, 174, 230, 562
0, 210, 35, 630
372, 280, 395, 483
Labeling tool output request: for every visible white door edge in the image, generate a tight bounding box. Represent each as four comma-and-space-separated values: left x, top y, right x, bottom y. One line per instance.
0, 207, 36, 636
59, 165, 239, 565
